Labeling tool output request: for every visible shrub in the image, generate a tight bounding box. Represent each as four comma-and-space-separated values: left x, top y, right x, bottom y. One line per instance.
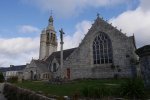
0, 72, 4, 82
81, 85, 112, 99
7, 76, 18, 83
72, 91, 80, 100
114, 73, 119, 79
93, 85, 111, 98
119, 78, 146, 99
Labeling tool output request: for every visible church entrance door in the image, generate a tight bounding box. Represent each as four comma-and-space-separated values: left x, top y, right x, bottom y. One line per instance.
67, 68, 70, 79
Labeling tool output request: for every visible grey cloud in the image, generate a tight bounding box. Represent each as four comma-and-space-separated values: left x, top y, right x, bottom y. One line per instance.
140, 0, 150, 11
0, 37, 39, 66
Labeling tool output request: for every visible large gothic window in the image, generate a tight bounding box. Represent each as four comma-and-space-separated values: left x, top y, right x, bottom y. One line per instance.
93, 32, 113, 64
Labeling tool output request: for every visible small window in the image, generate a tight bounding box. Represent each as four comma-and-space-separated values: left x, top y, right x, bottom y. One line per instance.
47, 33, 49, 41
53, 63, 57, 72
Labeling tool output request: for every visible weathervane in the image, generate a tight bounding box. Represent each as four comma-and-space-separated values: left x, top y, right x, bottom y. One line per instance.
50, 9, 53, 16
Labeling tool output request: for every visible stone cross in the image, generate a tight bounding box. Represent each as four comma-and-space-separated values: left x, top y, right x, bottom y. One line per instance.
59, 28, 65, 42
59, 28, 65, 78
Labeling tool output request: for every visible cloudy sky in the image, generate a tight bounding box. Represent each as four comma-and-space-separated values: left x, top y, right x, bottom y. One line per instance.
0, 0, 149, 67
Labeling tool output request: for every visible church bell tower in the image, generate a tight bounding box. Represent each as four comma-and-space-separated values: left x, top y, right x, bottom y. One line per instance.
39, 15, 57, 60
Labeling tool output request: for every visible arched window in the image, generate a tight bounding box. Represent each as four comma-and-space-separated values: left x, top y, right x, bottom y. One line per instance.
93, 32, 113, 64
53, 63, 57, 72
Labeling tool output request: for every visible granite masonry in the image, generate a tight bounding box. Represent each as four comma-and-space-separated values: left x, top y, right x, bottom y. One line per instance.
23, 15, 138, 80
136, 45, 150, 88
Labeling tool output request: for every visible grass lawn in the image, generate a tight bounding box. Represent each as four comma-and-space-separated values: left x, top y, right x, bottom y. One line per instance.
14, 79, 127, 96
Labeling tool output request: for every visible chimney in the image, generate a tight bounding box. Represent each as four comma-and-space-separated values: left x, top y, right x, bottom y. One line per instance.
10, 65, 14, 67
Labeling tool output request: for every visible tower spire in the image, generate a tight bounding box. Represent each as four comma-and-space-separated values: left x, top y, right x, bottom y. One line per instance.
97, 13, 100, 18
47, 10, 55, 31
39, 12, 57, 60
49, 10, 53, 26
50, 10, 53, 16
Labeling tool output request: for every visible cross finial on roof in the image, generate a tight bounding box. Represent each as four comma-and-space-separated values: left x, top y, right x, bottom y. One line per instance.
97, 13, 100, 18
50, 10, 53, 16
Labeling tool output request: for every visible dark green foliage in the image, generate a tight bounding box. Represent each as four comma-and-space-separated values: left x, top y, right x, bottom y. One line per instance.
15, 79, 126, 96
72, 91, 80, 100
0, 72, 4, 82
81, 85, 112, 99
7, 76, 18, 83
119, 78, 146, 99
114, 74, 119, 79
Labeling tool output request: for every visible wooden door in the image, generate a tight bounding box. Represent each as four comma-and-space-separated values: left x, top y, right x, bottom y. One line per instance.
67, 68, 70, 79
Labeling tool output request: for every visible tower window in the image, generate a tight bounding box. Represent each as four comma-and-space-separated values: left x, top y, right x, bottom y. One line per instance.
51, 33, 53, 39
47, 33, 49, 41
93, 32, 113, 64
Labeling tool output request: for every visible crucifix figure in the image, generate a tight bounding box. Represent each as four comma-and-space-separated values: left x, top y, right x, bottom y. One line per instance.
59, 28, 65, 42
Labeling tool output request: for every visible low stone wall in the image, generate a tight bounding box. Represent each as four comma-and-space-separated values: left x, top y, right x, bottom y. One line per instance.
3, 83, 55, 100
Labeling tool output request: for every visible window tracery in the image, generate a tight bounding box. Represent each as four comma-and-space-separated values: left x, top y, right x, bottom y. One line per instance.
93, 32, 113, 64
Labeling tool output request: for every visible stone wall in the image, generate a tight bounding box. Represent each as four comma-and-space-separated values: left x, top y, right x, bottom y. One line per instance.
63, 17, 137, 80
39, 33, 47, 60
136, 45, 150, 88
3, 83, 55, 100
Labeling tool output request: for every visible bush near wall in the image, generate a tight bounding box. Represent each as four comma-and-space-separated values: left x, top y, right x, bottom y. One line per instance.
3, 83, 53, 100
7, 76, 18, 83
118, 78, 146, 99
0, 72, 4, 82
80, 85, 113, 99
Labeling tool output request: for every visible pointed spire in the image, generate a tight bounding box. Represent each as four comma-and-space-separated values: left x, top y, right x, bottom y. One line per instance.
49, 16, 53, 25
48, 10, 53, 26
97, 13, 100, 18
46, 10, 55, 31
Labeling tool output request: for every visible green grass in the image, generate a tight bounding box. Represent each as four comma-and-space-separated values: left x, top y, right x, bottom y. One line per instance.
14, 79, 127, 96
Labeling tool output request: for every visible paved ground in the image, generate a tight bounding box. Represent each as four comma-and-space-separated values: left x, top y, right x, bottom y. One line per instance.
0, 83, 7, 100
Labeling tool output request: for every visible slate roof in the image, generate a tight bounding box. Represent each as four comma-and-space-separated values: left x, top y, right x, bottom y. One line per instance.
45, 48, 77, 63
32, 60, 49, 72
0, 67, 9, 72
136, 45, 150, 57
0, 65, 26, 72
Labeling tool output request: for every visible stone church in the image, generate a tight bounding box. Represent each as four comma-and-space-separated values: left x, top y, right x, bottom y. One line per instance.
23, 15, 137, 80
